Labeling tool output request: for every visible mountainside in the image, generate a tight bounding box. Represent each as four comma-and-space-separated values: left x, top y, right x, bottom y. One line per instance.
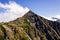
0, 11, 60, 40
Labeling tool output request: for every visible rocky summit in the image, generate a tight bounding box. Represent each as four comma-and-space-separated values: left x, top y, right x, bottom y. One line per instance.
0, 11, 60, 40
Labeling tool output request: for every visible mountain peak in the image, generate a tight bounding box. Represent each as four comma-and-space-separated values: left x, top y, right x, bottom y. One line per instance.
0, 10, 60, 40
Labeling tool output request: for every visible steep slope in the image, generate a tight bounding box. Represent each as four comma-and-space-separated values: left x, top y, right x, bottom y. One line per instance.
0, 11, 60, 40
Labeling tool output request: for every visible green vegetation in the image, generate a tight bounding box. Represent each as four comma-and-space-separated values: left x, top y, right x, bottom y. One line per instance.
21, 35, 29, 40
20, 24, 30, 29
21, 37, 29, 40
24, 18, 30, 25
0, 36, 4, 40
20, 18, 30, 29
0, 25, 6, 40
0, 25, 6, 34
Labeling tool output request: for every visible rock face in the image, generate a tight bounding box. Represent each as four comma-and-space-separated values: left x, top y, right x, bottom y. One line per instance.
57, 19, 60, 23
0, 11, 60, 40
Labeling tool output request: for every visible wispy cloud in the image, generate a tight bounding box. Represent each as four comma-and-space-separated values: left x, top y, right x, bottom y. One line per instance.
42, 15, 60, 21
41, 16, 56, 21
0, 1, 29, 22
55, 15, 60, 19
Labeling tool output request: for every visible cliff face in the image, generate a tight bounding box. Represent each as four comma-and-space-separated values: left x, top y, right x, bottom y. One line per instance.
0, 11, 60, 40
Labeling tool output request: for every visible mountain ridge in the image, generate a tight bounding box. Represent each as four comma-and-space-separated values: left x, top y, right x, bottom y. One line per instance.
0, 10, 60, 40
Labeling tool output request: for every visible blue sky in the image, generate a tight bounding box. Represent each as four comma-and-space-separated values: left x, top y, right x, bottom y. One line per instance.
0, 0, 60, 18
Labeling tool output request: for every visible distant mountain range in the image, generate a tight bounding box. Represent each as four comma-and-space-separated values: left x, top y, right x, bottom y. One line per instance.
0, 10, 60, 40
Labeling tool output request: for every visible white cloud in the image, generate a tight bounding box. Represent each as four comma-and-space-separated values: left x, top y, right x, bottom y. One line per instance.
0, 1, 29, 22
42, 15, 60, 21
55, 15, 60, 19
41, 16, 57, 21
